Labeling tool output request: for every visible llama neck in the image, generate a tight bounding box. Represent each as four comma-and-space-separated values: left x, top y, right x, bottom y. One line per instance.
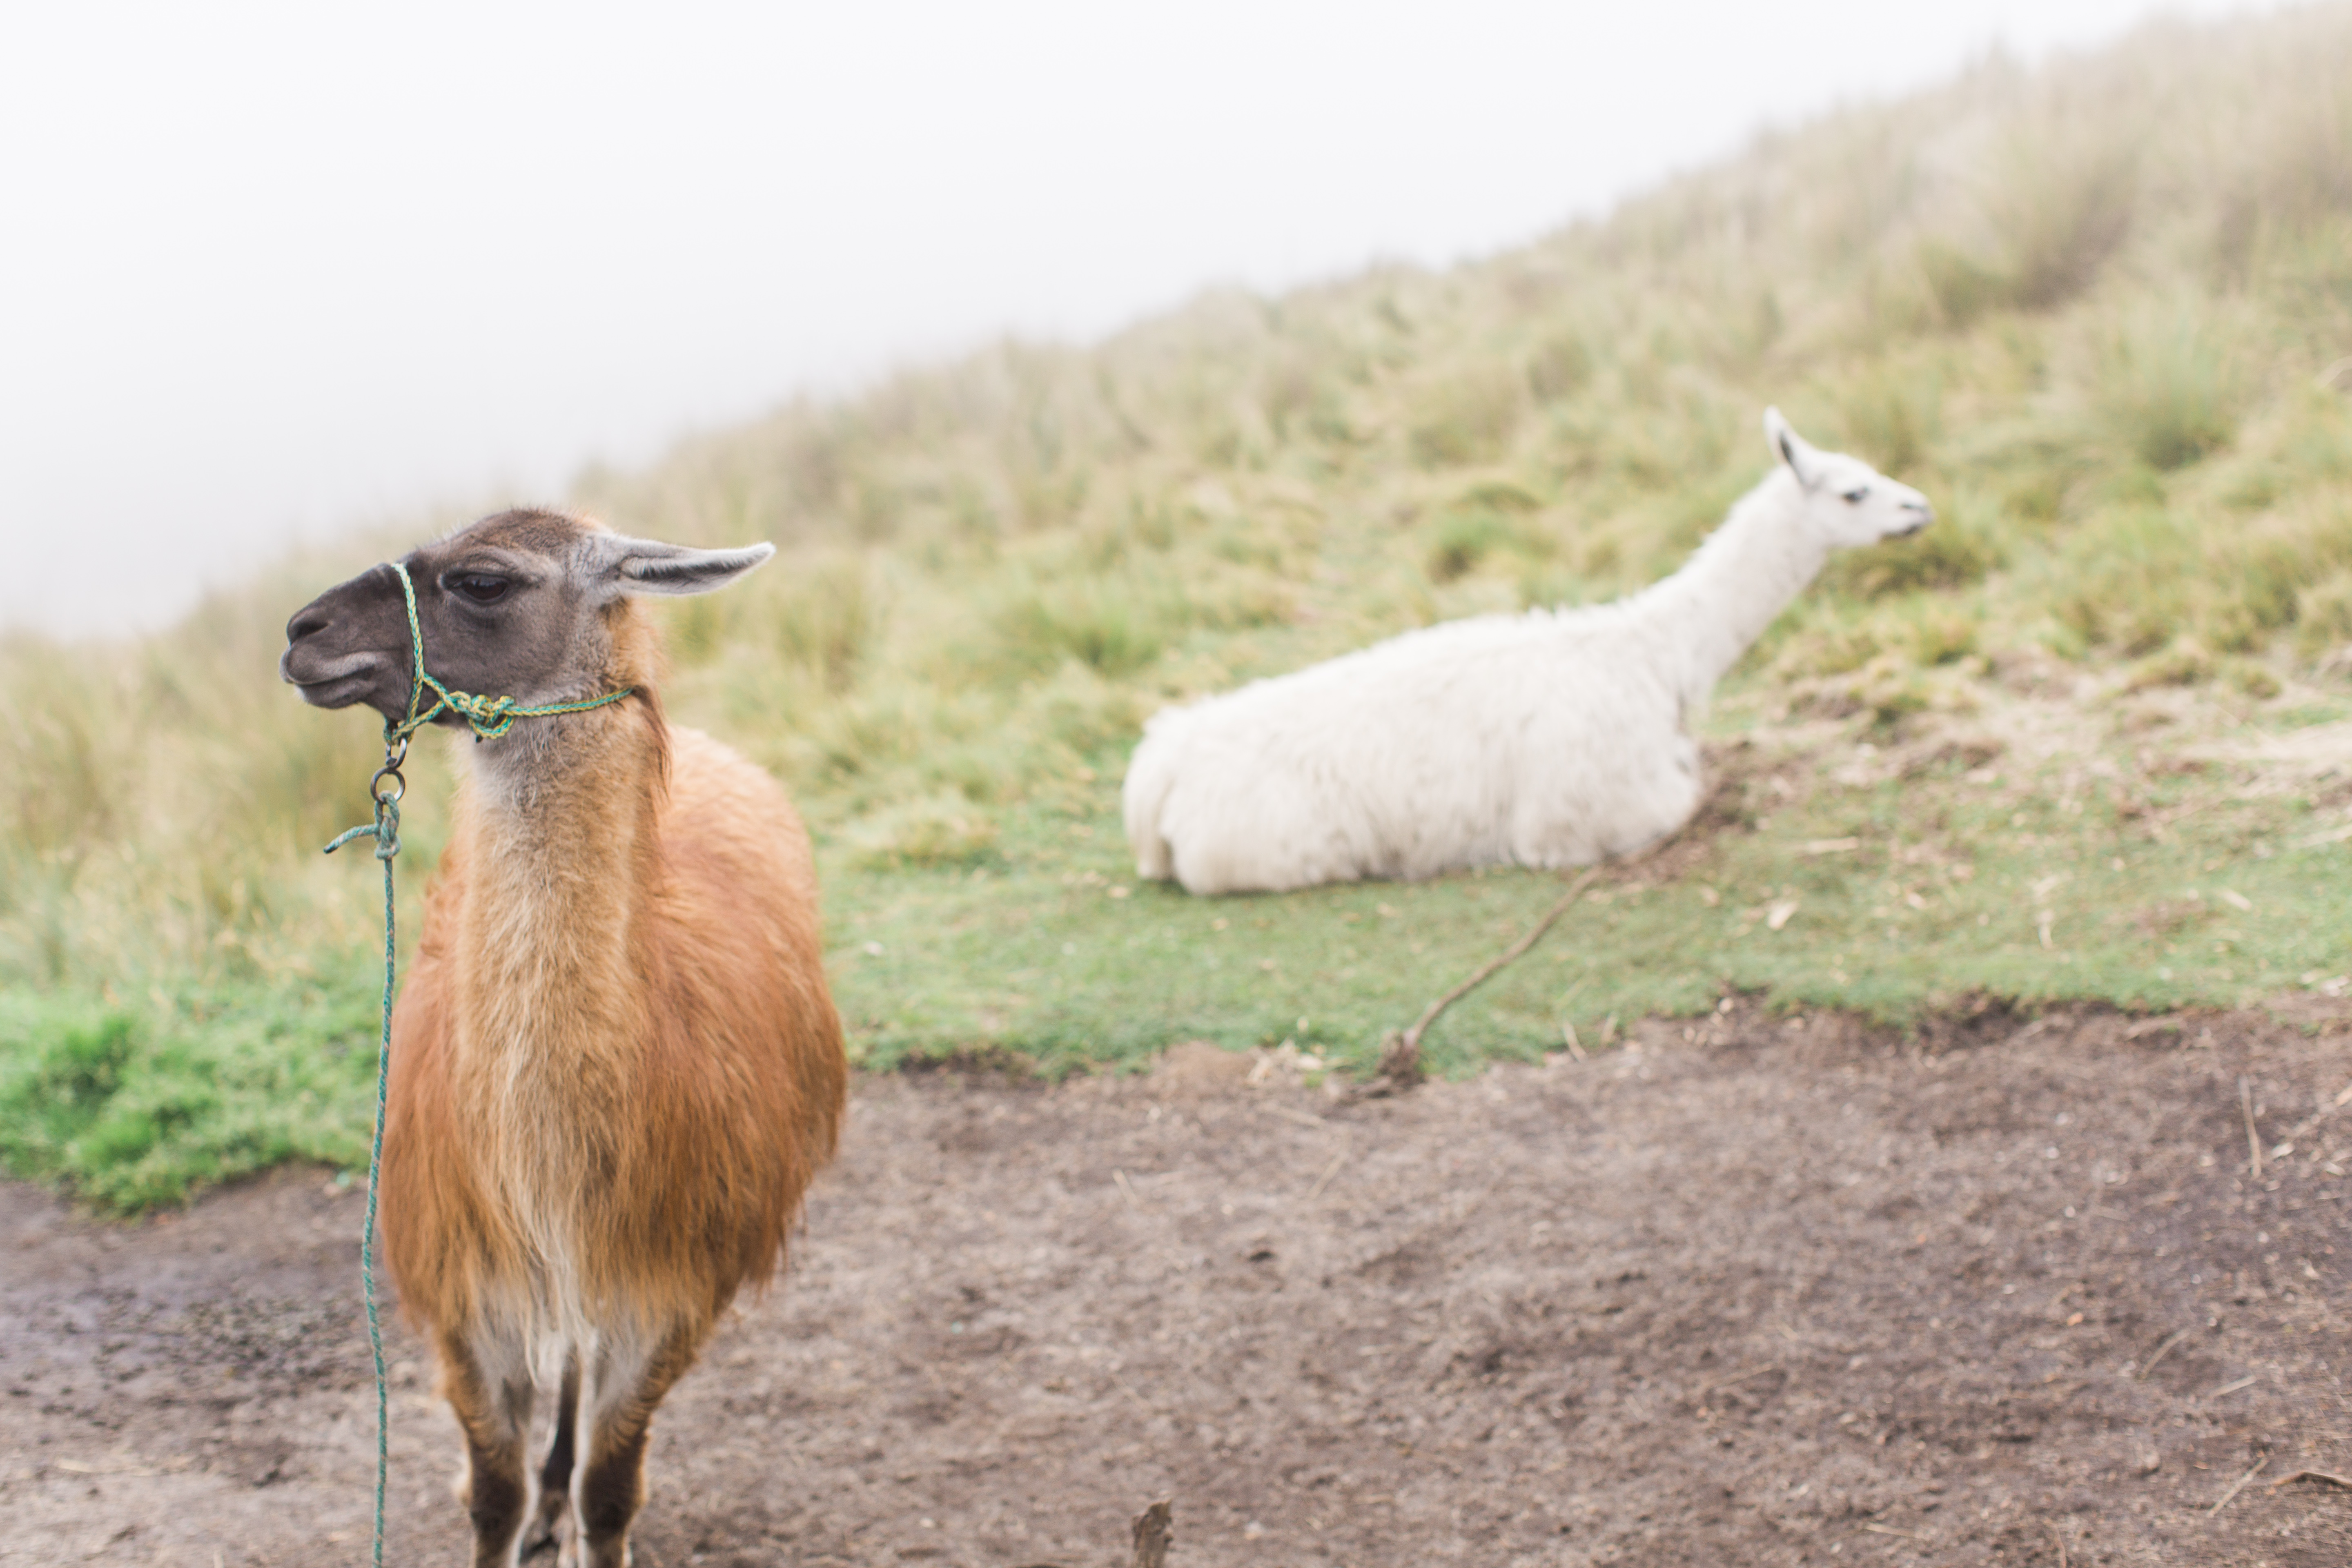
448, 702, 667, 1068
1626, 470, 1828, 710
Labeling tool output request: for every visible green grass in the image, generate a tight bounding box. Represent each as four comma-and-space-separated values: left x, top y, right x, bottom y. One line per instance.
0, 973, 384, 1210
7, 5, 2352, 1207
821, 710, 2352, 1082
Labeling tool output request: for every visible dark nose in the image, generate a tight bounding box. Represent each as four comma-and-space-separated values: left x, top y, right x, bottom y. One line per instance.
286, 604, 332, 645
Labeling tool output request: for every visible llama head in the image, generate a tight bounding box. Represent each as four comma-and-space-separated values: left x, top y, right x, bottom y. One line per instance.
280, 508, 772, 725
1763, 408, 1933, 549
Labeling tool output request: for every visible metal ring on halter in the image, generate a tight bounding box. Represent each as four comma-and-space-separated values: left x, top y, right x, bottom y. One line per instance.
370, 766, 408, 805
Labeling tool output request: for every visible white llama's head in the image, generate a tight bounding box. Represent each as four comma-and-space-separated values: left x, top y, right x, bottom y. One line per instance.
1763, 407, 1933, 548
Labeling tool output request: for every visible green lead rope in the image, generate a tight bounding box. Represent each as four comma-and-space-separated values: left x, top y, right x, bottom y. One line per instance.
324, 784, 399, 1568
323, 557, 635, 1566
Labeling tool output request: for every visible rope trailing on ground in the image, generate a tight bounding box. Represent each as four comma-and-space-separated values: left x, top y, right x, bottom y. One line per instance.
1371, 864, 1604, 1091
320, 556, 638, 1567
1365, 774, 1742, 1093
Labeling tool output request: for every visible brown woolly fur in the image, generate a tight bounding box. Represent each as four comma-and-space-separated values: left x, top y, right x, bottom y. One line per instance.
381, 713, 844, 1339
281, 509, 842, 1566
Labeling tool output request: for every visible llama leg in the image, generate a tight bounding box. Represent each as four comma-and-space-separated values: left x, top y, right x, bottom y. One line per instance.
521, 1352, 581, 1558
573, 1322, 704, 1568
438, 1327, 536, 1568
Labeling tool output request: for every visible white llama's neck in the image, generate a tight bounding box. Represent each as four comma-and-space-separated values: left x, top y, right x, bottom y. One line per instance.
1626, 470, 1828, 710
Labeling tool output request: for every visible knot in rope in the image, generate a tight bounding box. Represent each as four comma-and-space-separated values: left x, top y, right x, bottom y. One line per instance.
435, 688, 521, 738
324, 781, 402, 863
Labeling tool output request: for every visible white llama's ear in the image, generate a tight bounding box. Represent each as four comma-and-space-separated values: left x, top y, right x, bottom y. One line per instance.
1763, 407, 1821, 488
590, 535, 776, 597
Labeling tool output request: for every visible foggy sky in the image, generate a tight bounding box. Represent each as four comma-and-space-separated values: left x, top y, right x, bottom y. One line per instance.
0, 0, 2256, 636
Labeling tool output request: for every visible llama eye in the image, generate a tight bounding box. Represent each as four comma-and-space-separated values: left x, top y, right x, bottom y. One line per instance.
1842, 487, 1870, 504
450, 574, 510, 605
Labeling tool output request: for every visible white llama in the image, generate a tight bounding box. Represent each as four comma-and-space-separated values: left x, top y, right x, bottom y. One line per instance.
1123, 408, 1932, 895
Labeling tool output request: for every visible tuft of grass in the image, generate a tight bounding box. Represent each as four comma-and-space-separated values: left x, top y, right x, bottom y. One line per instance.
1903, 603, 1982, 667
1996, 135, 2140, 313
1526, 330, 1595, 404
2296, 572, 2352, 659
2096, 299, 2241, 470
993, 577, 1176, 678
1424, 506, 1545, 584
1916, 240, 2011, 332
1824, 506, 1999, 599
2050, 507, 2201, 657
1912, 125, 2140, 326
843, 791, 1000, 870
2124, 637, 2215, 691
1408, 365, 1523, 468
770, 552, 879, 690
1835, 364, 1941, 475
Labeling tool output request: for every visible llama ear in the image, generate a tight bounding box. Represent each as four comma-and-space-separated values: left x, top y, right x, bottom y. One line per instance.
1764, 407, 1820, 488
590, 535, 776, 597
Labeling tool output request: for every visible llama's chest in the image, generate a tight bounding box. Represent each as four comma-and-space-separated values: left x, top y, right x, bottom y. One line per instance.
446, 1025, 633, 1206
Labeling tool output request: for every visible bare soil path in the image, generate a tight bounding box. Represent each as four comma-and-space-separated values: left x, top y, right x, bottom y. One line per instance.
3, 1002, 2348, 1566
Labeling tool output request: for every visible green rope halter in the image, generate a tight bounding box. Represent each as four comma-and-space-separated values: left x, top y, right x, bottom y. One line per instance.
321, 556, 634, 1567
384, 558, 635, 742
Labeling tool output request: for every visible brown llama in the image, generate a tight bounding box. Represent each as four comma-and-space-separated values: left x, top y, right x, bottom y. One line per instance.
281, 509, 847, 1567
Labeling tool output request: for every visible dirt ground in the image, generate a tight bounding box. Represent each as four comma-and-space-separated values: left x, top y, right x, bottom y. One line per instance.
3, 1001, 2349, 1568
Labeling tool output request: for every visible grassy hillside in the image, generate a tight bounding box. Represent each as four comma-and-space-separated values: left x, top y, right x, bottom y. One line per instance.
7, 7, 2352, 1205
